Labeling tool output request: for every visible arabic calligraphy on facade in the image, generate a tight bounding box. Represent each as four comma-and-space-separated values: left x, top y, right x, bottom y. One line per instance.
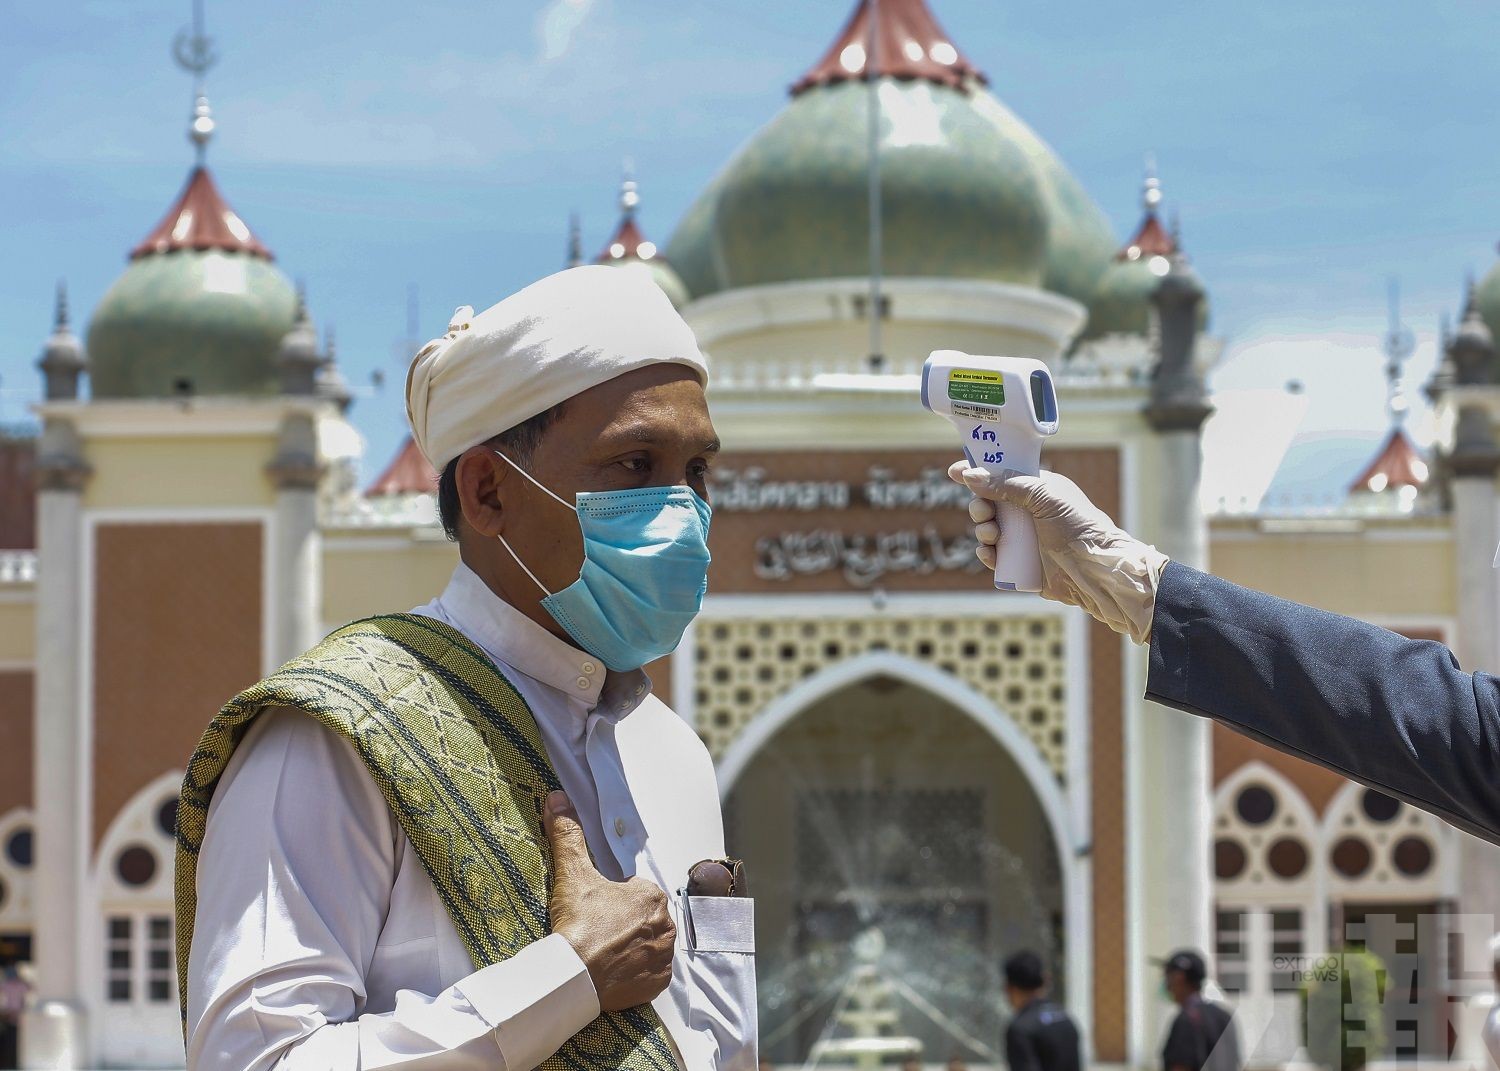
753, 527, 984, 588
711, 465, 972, 513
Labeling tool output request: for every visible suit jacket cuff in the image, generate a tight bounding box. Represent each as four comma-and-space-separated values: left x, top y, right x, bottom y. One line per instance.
1146, 560, 1206, 710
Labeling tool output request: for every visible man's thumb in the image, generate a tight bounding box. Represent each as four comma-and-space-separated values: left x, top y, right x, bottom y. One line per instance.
961, 466, 1042, 506
543, 790, 593, 882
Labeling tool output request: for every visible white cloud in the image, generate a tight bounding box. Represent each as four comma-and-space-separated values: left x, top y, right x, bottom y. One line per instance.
537, 0, 597, 61
1205, 328, 1443, 506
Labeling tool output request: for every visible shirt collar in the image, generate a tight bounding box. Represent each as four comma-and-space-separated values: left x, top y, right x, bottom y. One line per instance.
436, 562, 647, 716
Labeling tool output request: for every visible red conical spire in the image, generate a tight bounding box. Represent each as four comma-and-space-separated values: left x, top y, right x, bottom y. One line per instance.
791, 0, 986, 96
129, 166, 273, 261
1349, 428, 1429, 495
365, 436, 438, 497
1116, 163, 1176, 263
595, 168, 663, 264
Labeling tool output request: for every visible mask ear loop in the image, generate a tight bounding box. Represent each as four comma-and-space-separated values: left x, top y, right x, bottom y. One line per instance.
493, 448, 576, 512
497, 533, 553, 598
492, 448, 575, 597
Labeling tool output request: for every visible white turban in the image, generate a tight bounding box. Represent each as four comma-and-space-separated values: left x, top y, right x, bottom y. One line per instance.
405, 264, 709, 469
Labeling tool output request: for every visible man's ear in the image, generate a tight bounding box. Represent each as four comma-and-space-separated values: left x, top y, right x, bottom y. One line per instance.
454, 446, 510, 539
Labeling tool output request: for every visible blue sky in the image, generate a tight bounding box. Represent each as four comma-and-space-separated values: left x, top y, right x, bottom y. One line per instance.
4, 0, 1499, 498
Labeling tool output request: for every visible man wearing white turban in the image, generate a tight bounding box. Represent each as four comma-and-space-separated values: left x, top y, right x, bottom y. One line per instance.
178, 266, 755, 1071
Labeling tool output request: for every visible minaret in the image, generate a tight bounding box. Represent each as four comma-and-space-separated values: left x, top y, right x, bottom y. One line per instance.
36, 283, 86, 402
27, 283, 93, 1066
565, 212, 583, 269
276, 283, 321, 396
1437, 277, 1500, 1026
1447, 280, 1500, 671
1136, 216, 1215, 1027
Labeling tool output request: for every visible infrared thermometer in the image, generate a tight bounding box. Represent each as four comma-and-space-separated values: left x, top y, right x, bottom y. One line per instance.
920, 350, 1059, 592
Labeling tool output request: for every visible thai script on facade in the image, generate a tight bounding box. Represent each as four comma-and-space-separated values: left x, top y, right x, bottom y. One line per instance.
712, 465, 972, 513
754, 527, 985, 588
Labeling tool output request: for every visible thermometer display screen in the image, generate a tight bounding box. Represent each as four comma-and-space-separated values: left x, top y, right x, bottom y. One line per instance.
1030, 371, 1057, 423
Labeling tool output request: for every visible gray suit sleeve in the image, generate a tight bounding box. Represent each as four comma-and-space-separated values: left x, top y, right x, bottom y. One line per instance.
1146, 563, 1500, 845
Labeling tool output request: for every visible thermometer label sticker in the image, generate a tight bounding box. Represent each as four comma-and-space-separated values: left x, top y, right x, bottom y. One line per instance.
948, 369, 1005, 407
952, 401, 1001, 422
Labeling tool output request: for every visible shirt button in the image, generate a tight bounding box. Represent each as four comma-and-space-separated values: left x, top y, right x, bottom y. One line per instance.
582, 661, 597, 675
614, 817, 627, 837
575, 676, 590, 690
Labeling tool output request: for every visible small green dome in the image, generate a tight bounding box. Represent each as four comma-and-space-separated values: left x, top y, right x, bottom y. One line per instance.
669, 79, 1050, 296
606, 257, 690, 309
1476, 258, 1500, 343
1086, 258, 1167, 338
1084, 256, 1212, 339
88, 250, 297, 399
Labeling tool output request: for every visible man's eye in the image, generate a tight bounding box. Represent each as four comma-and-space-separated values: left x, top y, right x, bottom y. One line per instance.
620, 457, 651, 473
688, 462, 711, 480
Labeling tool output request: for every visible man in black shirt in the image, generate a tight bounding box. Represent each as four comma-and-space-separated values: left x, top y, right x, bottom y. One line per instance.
1160, 951, 1241, 1071
1004, 951, 1082, 1071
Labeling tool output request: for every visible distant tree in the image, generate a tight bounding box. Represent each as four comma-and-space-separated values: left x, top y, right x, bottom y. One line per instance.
1302, 948, 1389, 1071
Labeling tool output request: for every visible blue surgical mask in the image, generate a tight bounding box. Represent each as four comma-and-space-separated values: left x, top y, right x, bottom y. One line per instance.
493, 450, 712, 672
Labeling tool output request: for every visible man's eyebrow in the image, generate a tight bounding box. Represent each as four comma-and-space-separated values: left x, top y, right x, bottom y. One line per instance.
599, 424, 721, 454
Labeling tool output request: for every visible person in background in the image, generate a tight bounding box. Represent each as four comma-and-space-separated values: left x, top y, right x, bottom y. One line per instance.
1159, 951, 1240, 1071
1003, 951, 1081, 1071
1483, 937, 1500, 1069
0, 951, 29, 1070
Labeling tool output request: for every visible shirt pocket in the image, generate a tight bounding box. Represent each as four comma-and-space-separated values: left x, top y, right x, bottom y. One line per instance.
680, 893, 758, 1071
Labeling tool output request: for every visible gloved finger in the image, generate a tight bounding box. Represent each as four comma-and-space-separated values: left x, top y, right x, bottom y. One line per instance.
947, 459, 971, 486
968, 495, 997, 523
961, 466, 1045, 507
977, 543, 996, 570
974, 519, 999, 546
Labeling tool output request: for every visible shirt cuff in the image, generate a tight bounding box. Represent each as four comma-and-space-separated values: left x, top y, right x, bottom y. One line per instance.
453, 933, 600, 1069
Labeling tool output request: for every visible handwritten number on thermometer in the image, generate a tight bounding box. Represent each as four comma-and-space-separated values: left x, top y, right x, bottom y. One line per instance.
968, 425, 1004, 464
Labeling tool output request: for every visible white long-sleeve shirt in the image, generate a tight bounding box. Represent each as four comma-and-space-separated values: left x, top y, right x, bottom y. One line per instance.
186, 562, 755, 1070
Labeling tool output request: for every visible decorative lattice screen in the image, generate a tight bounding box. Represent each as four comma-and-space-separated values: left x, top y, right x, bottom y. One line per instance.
695, 614, 1068, 779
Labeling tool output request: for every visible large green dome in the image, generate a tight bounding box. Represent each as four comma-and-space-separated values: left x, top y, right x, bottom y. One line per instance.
87, 166, 297, 399
665, 0, 1122, 310
966, 92, 1117, 307
672, 79, 1050, 295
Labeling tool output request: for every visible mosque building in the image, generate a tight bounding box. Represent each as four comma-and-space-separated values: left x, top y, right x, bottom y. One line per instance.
4, 0, 1500, 1067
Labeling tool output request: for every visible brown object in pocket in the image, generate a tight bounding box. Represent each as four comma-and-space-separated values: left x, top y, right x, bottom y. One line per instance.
686, 857, 747, 897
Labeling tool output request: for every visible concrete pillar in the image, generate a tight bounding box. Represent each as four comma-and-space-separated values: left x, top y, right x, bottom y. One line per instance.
1130, 250, 1216, 1065
1130, 431, 1215, 1065
1451, 472, 1498, 673
22, 419, 90, 1069
1449, 404, 1500, 1011
267, 412, 323, 665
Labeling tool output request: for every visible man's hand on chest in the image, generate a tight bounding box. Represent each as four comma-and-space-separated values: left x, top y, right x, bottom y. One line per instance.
544, 789, 676, 1012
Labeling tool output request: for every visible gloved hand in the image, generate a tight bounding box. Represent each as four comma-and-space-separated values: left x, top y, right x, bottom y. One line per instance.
948, 461, 1170, 645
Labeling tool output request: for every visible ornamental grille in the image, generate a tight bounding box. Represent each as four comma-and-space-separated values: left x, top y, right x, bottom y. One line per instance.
694, 614, 1068, 779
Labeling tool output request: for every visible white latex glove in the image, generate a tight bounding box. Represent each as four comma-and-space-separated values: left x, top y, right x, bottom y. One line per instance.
948, 460, 1170, 645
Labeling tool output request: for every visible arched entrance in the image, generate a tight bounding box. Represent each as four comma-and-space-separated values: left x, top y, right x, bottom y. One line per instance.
721, 656, 1076, 1067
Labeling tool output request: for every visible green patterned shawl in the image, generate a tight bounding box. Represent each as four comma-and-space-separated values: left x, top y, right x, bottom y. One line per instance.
174, 613, 677, 1070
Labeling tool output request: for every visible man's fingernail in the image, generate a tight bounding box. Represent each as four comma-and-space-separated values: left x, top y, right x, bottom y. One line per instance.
547, 790, 569, 815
